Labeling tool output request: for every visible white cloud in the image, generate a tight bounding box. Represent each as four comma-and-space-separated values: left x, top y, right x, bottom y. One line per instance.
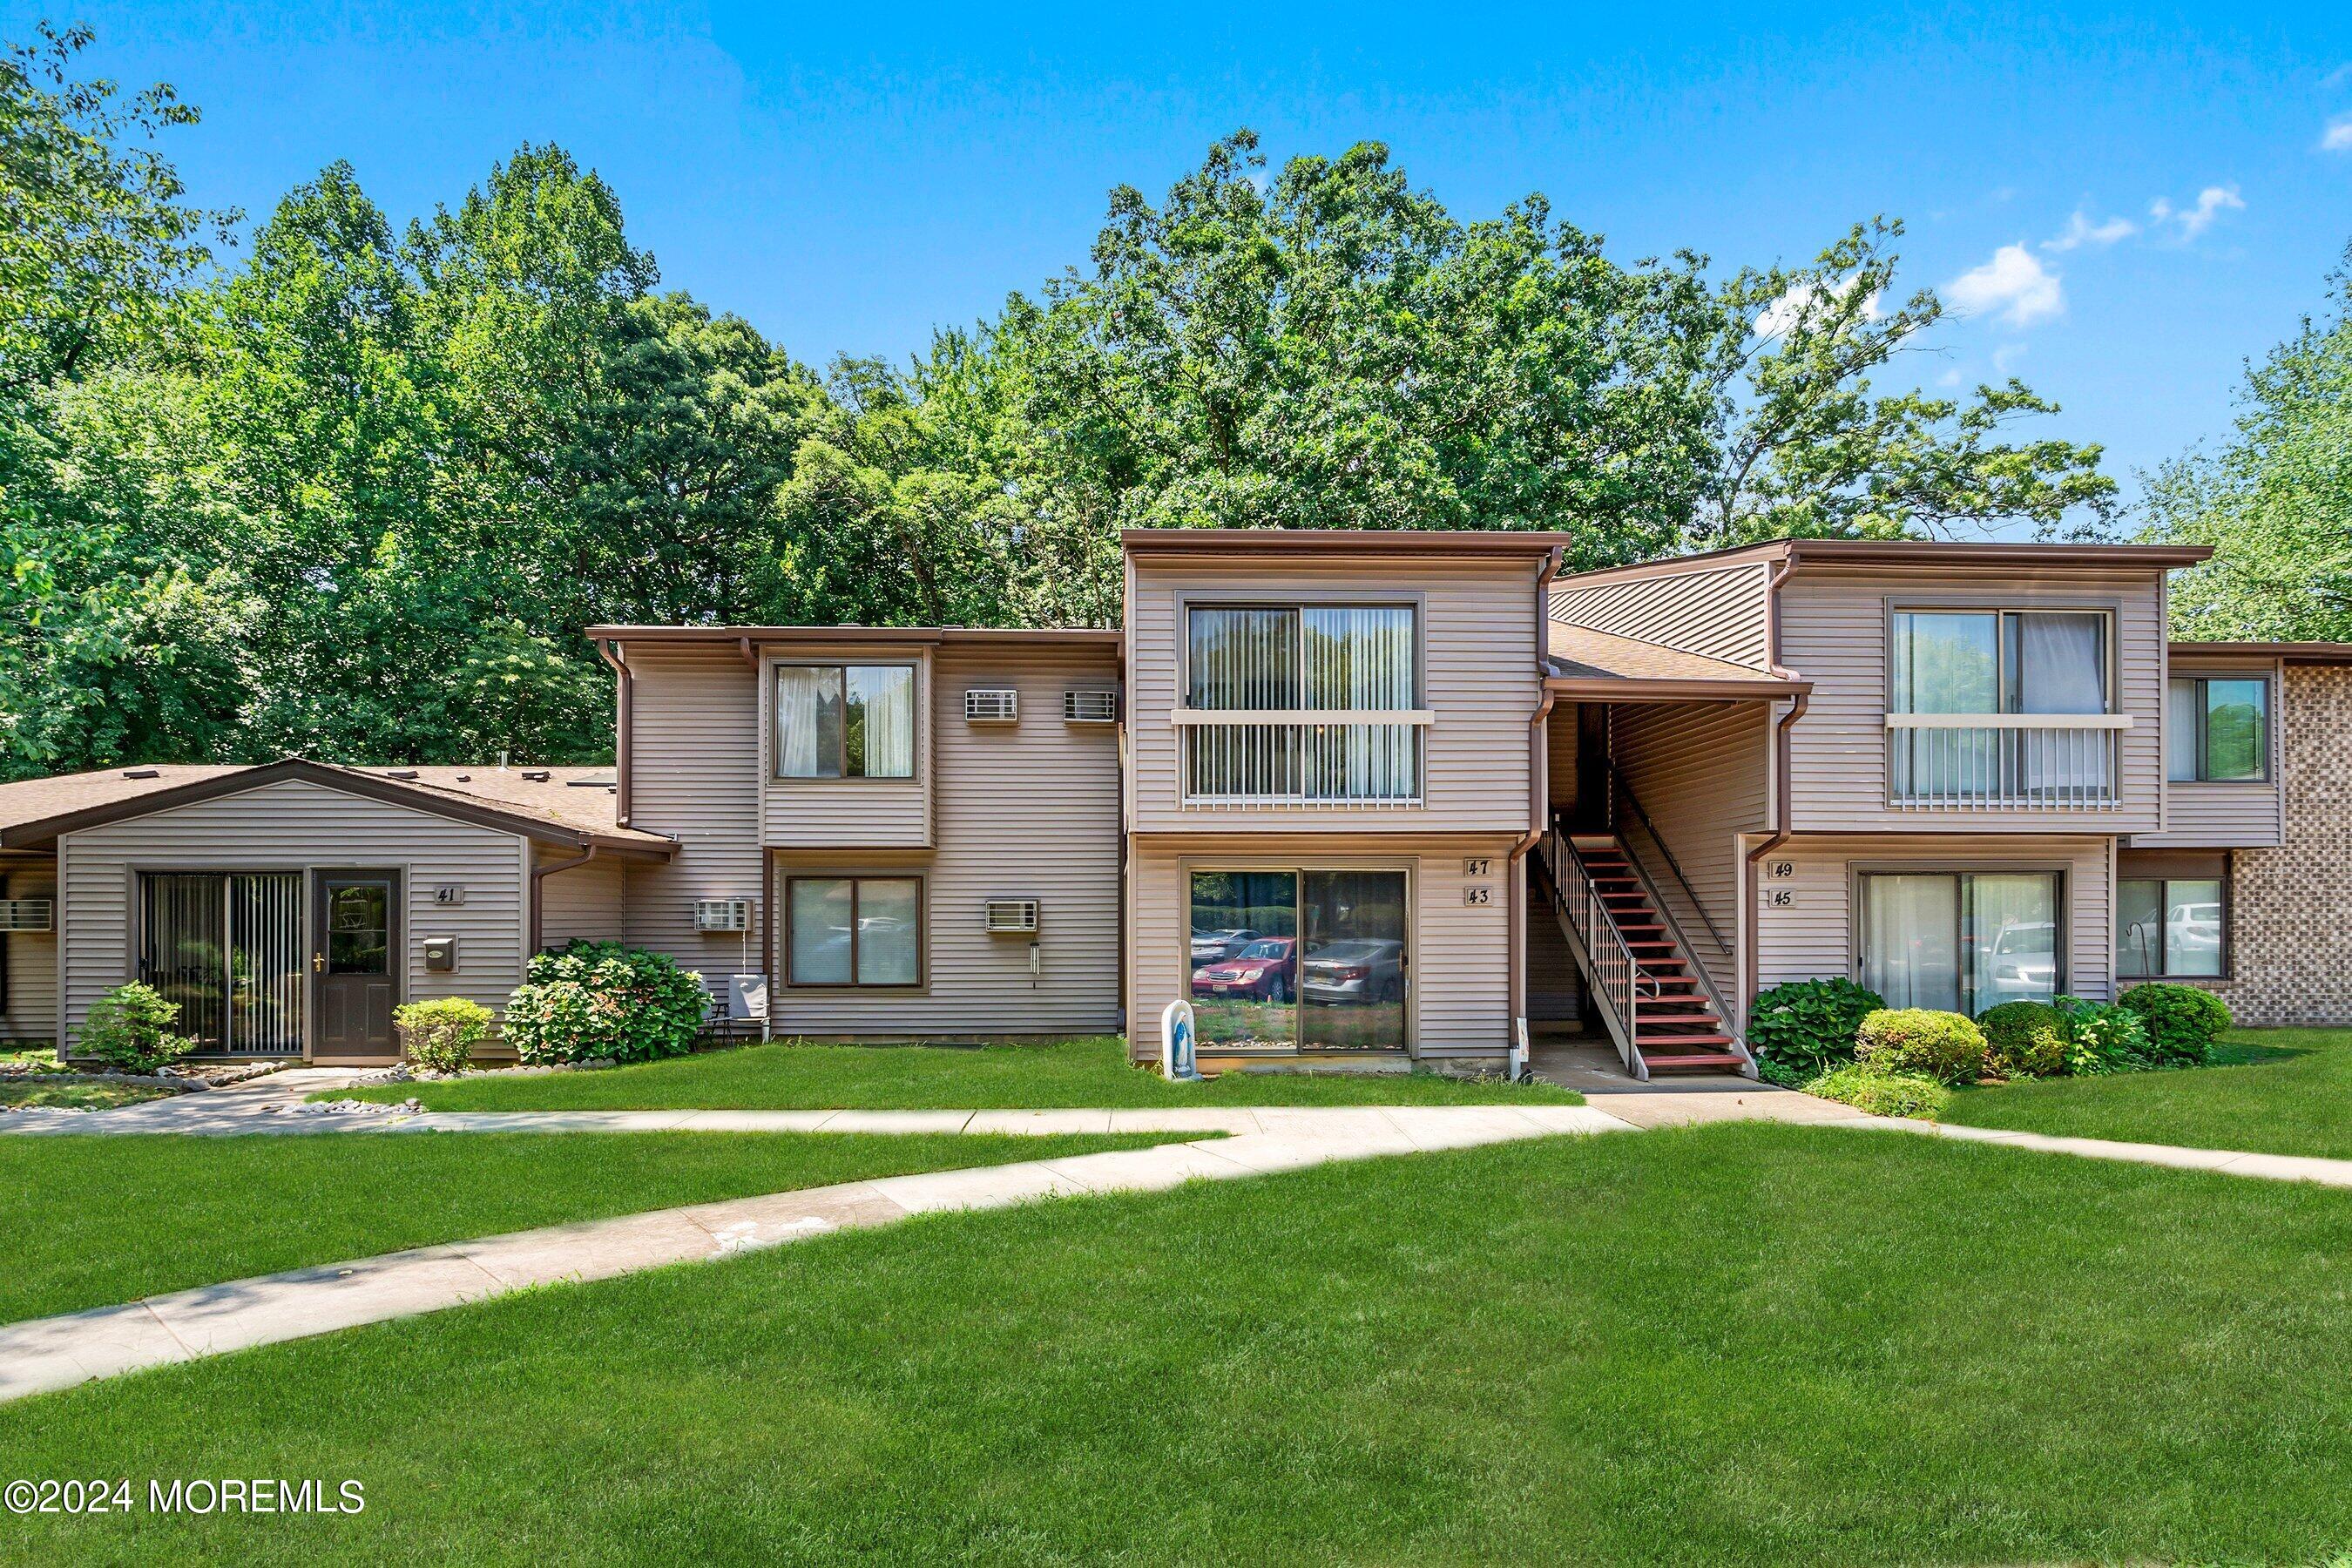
2324, 117, 2352, 152
1992, 343, 2027, 375
2043, 210, 2137, 252
2149, 185, 2244, 239
1945, 244, 2065, 328
1753, 277, 1883, 340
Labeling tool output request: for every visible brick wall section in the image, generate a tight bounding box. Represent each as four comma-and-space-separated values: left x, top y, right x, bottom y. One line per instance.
2225, 665, 2352, 1025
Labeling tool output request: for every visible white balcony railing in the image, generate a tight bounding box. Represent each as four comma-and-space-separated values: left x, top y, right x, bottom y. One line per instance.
1885, 713, 2131, 809
1175, 708, 1429, 807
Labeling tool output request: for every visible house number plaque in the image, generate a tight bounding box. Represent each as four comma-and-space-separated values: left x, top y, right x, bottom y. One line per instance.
1463, 857, 1492, 877
1463, 885, 1493, 906
434, 885, 468, 905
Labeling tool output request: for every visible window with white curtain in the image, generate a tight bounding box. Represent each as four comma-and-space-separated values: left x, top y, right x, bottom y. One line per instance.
1185, 604, 1420, 802
1889, 609, 2112, 801
1858, 869, 2063, 1015
774, 665, 916, 779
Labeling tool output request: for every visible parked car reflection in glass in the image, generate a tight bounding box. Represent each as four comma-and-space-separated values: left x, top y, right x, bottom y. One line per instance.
1300, 939, 1406, 1005
1190, 937, 1296, 1002
1189, 928, 1260, 966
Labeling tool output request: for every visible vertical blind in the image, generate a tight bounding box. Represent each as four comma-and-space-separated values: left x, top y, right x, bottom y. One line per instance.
1186, 605, 1419, 801
138, 872, 303, 1054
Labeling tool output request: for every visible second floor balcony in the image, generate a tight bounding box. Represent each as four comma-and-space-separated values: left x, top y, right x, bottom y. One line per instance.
1178, 710, 1429, 807
1886, 713, 2128, 809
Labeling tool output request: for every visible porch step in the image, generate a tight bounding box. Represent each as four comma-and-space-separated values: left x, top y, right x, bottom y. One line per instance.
1636, 1051, 1748, 1071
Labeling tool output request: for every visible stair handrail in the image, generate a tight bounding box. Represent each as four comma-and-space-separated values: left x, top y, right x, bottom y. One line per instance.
1607, 829, 1756, 1078
1538, 820, 1644, 1080
1605, 760, 1733, 956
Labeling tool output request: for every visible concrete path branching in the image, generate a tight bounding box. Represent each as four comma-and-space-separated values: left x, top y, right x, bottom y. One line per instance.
10, 1066, 2352, 1406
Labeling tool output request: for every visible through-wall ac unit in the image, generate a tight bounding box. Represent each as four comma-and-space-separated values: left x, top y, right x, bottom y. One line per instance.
0, 898, 52, 933
693, 899, 751, 933
1064, 689, 1119, 723
983, 899, 1040, 934
964, 688, 1020, 722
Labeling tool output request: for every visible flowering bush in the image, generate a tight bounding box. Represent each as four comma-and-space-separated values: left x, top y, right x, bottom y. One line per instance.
394, 997, 494, 1074
503, 942, 705, 1065
1855, 1008, 1989, 1085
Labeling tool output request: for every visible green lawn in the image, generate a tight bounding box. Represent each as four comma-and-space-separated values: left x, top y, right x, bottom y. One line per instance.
0, 1131, 1173, 1325
335, 1036, 1582, 1112
1943, 1026, 2352, 1159
0, 1079, 174, 1111
12, 1125, 2352, 1564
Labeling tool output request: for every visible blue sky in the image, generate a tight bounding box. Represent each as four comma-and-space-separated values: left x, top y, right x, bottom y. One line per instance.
19, 2, 2352, 511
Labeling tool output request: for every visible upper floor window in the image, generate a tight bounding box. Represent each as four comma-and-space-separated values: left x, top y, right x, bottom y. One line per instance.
1181, 605, 1421, 805
2167, 676, 2268, 782
1890, 610, 2110, 716
1887, 610, 2118, 809
774, 665, 916, 780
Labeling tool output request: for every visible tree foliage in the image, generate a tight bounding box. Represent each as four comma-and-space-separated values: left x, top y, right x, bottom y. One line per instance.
2144, 247, 2352, 639
0, 33, 2122, 779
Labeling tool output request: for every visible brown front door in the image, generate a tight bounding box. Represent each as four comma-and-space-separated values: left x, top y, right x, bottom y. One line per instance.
312, 872, 399, 1058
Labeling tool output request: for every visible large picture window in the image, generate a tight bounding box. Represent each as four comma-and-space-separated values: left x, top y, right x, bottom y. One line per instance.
1858, 869, 2063, 1015
1889, 609, 2113, 802
774, 665, 916, 780
1183, 604, 1420, 802
2117, 876, 2224, 978
787, 876, 923, 987
2167, 676, 2268, 782
1186, 868, 1409, 1051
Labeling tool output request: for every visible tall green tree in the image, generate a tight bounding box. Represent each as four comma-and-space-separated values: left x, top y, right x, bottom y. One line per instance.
2144, 247, 2352, 639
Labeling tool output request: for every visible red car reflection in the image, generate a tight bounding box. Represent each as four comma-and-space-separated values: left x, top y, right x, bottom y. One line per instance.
1191, 937, 1297, 1002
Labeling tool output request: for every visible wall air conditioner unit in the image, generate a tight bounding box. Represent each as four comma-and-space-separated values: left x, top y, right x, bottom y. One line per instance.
964, 688, 1020, 722
983, 899, 1040, 934
693, 899, 750, 933
1064, 689, 1119, 723
0, 898, 52, 932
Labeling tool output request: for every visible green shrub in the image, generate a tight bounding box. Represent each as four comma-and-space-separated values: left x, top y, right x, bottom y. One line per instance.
1803, 1062, 1950, 1119
1855, 1008, 1989, 1085
2053, 995, 2153, 1076
75, 983, 199, 1073
2118, 983, 2231, 1067
1746, 977, 1886, 1085
1976, 1000, 2069, 1079
503, 941, 705, 1065
395, 997, 494, 1074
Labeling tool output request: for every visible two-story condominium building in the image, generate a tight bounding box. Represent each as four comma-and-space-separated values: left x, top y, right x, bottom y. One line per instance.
3, 529, 2343, 1078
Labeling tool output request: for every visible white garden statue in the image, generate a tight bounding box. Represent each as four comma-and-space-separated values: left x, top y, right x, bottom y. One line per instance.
1160, 998, 1202, 1082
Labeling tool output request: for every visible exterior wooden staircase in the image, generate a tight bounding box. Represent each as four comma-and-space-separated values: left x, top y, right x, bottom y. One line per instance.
1535, 824, 1755, 1081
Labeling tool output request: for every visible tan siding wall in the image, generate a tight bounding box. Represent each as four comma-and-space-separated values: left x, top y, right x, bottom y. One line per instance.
619, 642, 767, 995
766, 646, 1123, 1036
1, 863, 57, 1044
1612, 701, 1768, 1000
1781, 565, 2166, 835
537, 851, 627, 948
760, 645, 932, 848
1127, 834, 1517, 1061
1549, 560, 1774, 670
2134, 657, 2283, 848
57, 779, 529, 1041
1128, 558, 1541, 835
1753, 832, 2115, 1004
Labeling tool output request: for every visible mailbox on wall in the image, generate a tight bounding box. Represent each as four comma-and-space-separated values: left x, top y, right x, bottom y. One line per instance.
422, 935, 457, 972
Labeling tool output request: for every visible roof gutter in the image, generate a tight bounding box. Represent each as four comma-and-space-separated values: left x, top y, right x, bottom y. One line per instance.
595, 639, 633, 828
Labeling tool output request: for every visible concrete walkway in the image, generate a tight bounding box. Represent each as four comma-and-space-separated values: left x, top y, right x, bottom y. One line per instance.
0, 1102, 1628, 1402
1871, 1117, 2352, 1186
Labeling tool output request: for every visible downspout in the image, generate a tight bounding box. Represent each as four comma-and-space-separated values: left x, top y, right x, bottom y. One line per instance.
1741, 547, 1808, 1024
530, 845, 597, 954
1508, 546, 1566, 1068
594, 639, 633, 828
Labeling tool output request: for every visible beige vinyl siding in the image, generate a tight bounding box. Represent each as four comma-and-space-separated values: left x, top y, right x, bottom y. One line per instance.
1126, 834, 1517, 1062
766, 646, 1123, 1036
1780, 564, 2166, 835
56, 778, 529, 1042
1127, 558, 1542, 835
0, 863, 57, 1044
1549, 560, 1774, 671
2136, 656, 2283, 848
1611, 701, 1768, 1001
760, 645, 931, 848
537, 849, 627, 947
1752, 832, 2115, 1003
618, 641, 767, 996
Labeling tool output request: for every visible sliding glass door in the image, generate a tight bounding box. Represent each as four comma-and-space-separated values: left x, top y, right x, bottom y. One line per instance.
138, 872, 304, 1054
1859, 870, 2061, 1016
1187, 868, 1409, 1051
